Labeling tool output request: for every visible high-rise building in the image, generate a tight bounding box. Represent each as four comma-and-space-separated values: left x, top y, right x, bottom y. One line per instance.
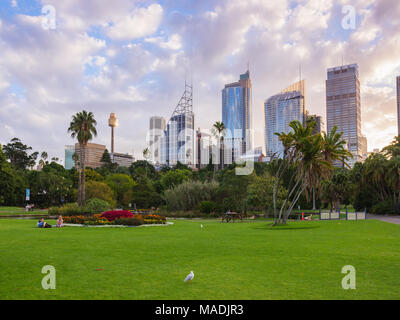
113, 152, 134, 167
222, 70, 252, 162
160, 83, 195, 166
64, 145, 75, 170
196, 128, 212, 169
264, 80, 306, 157
74, 143, 106, 169
148, 116, 166, 165
397, 76, 400, 136
360, 135, 368, 160
326, 63, 363, 166
306, 112, 323, 134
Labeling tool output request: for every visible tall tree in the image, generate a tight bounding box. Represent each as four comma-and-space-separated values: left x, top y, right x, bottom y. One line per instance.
3, 138, 38, 170
211, 121, 226, 174
67, 110, 97, 206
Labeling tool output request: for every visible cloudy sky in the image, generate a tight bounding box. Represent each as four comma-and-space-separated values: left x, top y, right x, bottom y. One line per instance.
0, 0, 399, 163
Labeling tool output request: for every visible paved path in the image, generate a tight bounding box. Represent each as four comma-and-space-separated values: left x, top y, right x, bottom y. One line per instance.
367, 214, 400, 225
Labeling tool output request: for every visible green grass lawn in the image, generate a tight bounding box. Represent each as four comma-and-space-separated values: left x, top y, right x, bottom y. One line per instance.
0, 218, 399, 300
0, 206, 48, 215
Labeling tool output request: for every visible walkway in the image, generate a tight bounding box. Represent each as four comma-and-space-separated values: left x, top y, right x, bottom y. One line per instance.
367, 214, 400, 225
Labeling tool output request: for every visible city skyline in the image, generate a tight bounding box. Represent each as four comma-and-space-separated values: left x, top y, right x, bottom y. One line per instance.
0, 1, 399, 163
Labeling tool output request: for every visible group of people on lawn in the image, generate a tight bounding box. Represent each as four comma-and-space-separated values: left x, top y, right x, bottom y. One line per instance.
37, 216, 64, 228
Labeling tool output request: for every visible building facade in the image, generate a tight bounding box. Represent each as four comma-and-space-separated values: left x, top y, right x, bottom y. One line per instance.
306, 112, 323, 134
64, 145, 75, 170
196, 129, 212, 169
148, 116, 166, 165
74, 143, 106, 169
222, 70, 252, 162
397, 76, 400, 136
113, 152, 134, 167
264, 80, 305, 157
160, 83, 195, 167
326, 64, 363, 167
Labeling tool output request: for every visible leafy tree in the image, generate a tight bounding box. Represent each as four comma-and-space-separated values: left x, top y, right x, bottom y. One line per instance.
247, 173, 287, 217
105, 173, 136, 207
3, 138, 38, 170
68, 110, 97, 206
382, 136, 400, 159
85, 180, 116, 208
160, 169, 192, 190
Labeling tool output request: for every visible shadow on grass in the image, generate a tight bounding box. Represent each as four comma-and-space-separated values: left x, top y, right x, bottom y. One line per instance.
251, 223, 321, 231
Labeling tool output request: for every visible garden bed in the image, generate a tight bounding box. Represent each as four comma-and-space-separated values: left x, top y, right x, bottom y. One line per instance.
63, 222, 173, 228
63, 212, 167, 226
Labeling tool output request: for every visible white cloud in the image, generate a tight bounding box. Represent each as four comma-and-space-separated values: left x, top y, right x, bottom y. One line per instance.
106, 4, 163, 40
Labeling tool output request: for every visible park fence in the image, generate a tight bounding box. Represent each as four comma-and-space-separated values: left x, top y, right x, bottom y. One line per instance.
319, 209, 367, 221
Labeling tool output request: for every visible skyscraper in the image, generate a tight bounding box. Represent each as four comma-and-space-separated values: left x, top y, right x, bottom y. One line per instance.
326, 64, 362, 166
306, 112, 323, 134
222, 70, 252, 162
160, 83, 195, 166
264, 80, 306, 157
64, 145, 75, 170
397, 76, 400, 136
148, 116, 166, 165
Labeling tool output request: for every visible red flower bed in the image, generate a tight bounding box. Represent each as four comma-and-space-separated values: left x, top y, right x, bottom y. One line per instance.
101, 210, 134, 221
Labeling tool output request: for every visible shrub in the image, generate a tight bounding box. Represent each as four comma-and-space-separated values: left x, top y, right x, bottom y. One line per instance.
59, 203, 80, 216
371, 200, 396, 215
114, 215, 144, 226
164, 180, 218, 211
48, 206, 59, 215
101, 210, 134, 221
85, 198, 111, 214
199, 201, 217, 214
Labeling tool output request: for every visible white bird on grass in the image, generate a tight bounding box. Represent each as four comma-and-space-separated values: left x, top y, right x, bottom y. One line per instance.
184, 271, 194, 282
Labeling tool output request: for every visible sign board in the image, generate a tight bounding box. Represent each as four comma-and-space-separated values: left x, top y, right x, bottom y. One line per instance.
26, 189, 30, 201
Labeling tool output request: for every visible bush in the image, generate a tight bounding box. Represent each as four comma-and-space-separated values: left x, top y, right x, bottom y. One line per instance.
59, 203, 81, 216
164, 180, 218, 211
85, 198, 111, 214
114, 216, 144, 226
48, 206, 59, 215
371, 201, 396, 215
101, 210, 134, 221
199, 201, 217, 214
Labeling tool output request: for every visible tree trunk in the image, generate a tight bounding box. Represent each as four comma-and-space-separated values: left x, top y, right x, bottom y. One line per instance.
81, 144, 86, 206
312, 187, 316, 210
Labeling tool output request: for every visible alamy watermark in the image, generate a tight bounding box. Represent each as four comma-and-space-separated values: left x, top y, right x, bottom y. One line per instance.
41, 265, 56, 290
41, 5, 56, 30
341, 265, 356, 290
341, 5, 356, 30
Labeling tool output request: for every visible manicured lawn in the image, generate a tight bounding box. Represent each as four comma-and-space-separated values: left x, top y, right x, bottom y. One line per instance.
0, 206, 48, 215
0, 218, 399, 299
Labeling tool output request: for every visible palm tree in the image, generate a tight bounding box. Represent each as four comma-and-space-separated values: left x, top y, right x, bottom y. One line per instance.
211, 121, 226, 173
321, 126, 352, 166
68, 110, 97, 206
273, 120, 352, 224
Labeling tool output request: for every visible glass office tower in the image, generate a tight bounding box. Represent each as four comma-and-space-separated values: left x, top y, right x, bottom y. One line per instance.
326, 64, 362, 166
160, 83, 195, 167
264, 80, 305, 158
64, 145, 75, 170
222, 70, 252, 162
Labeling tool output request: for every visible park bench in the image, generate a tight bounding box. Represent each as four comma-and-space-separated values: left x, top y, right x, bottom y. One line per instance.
221, 212, 243, 223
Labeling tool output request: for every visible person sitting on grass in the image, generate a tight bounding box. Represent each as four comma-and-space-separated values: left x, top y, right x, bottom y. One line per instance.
37, 218, 51, 228
56, 215, 64, 228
